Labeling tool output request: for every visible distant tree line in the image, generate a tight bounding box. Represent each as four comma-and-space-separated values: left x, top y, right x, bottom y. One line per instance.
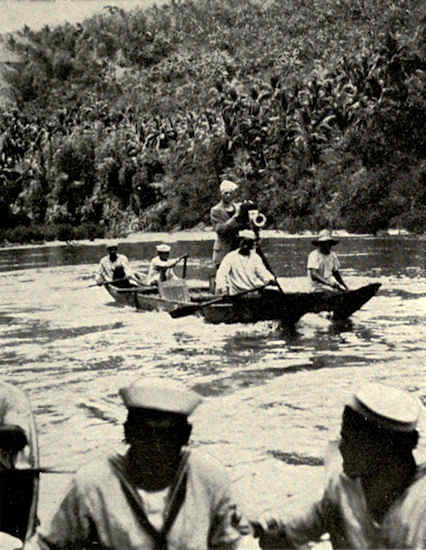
0, 0, 424, 244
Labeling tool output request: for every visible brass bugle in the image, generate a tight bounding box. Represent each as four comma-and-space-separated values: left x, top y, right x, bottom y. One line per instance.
248, 209, 267, 228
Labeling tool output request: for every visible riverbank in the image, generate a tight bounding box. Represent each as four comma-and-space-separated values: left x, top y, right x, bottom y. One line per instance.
0, 228, 415, 252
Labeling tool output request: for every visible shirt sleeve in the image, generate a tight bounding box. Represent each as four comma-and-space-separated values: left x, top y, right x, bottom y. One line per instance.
121, 255, 135, 277
211, 206, 239, 237
253, 254, 273, 284
96, 258, 107, 284
208, 481, 253, 549
215, 255, 231, 294
26, 477, 93, 550
331, 252, 340, 271
307, 250, 320, 270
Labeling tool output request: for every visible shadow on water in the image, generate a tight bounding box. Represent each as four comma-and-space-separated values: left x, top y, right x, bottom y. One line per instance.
0, 320, 125, 344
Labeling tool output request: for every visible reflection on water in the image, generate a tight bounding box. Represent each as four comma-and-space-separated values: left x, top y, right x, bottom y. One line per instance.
0, 235, 425, 524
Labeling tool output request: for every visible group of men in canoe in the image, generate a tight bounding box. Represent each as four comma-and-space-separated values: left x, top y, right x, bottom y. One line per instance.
1, 376, 425, 549
95, 179, 349, 297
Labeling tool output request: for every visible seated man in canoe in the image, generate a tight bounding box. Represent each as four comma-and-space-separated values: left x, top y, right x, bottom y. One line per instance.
96, 241, 144, 288
26, 378, 256, 549
146, 244, 188, 287
215, 230, 276, 296
251, 382, 425, 549
307, 229, 349, 292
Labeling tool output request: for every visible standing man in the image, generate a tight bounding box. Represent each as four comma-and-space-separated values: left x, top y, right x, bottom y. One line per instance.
307, 229, 348, 292
215, 230, 275, 296
27, 378, 257, 549
95, 241, 143, 288
252, 382, 425, 549
210, 180, 244, 270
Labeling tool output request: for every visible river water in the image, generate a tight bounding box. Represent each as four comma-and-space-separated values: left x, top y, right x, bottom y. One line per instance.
0, 233, 425, 533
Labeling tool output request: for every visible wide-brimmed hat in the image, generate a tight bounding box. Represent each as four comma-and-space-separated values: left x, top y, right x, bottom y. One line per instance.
119, 378, 202, 416
348, 383, 422, 433
238, 229, 257, 241
156, 244, 171, 253
220, 179, 239, 194
312, 229, 339, 246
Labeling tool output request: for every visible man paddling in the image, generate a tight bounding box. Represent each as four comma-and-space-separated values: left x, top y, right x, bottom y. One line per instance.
307, 229, 348, 292
252, 382, 426, 549
27, 378, 257, 549
146, 244, 188, 286
95, 241, 143, 288
215, 230, 276, 296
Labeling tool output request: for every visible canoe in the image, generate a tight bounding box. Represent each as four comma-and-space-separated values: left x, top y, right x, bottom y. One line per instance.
199, 283, 382, 325
0, 383, 39, 546
105, 279, 211, 313
105, 280, 381, 327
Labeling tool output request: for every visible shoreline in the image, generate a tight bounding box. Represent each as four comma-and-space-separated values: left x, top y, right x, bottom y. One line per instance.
0, 228, 415, 252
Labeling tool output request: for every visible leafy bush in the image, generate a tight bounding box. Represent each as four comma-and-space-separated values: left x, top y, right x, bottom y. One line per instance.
0, 0, 424, 242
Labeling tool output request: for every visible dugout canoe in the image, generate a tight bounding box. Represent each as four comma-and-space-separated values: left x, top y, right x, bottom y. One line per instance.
198, 283, 382, 325
0, 383, 39, 545
104, 279, 211, 312
105, 280, 381, 326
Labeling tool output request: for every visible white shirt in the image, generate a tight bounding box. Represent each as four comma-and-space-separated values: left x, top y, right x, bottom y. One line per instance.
96, 254, 134, 284
307, 249, 340, 291
146, 257, 178, 285
215, 249, 273, 295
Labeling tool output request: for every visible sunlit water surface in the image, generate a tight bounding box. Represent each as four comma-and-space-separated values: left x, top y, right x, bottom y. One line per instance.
0, 234, 425, 532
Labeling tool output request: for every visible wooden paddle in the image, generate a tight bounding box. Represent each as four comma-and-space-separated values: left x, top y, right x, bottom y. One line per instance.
256, 243, 286, 295
169, 283, 270, 319
86, 277, 129, 288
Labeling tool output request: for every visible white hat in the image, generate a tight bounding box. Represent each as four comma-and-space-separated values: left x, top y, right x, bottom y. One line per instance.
348, 383, 422, 432
156, 244, 171, 253
106, 240, 119, 250
119, 378, 202, 416
220, 180, 239, 193
312, 229, 339, 246
239, 229, 257, 240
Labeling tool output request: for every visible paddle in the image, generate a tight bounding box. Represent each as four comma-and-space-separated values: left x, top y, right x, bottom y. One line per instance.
169, 283, 270, 319
181, 255, 188, 279
86, 277, 129, 288
256, 243, 286, 295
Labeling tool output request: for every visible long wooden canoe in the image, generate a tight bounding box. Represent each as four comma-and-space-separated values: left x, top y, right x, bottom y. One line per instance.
198, 283, 381, 325
104, 281, 381, 327
0, 383, 39, 546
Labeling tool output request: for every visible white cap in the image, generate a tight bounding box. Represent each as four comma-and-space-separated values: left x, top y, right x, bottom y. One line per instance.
348, 383, 422, 432
106, 240, 119, 249
119, 378, 202, 416
220, 180, 239, 193
156, 244, 171, 253
239, 229, 257, 240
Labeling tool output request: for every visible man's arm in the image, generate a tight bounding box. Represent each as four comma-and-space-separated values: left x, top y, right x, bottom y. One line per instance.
95, 258, 108, 285
211, 205, 242, 237
308, 268, 343, 290
332, 269, 348, 290
26, 478, 92, 549
252, 496, 330, 549
215, 255, 231, 294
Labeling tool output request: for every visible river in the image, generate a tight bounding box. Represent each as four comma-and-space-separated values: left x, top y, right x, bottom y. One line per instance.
0, 233, 425, 538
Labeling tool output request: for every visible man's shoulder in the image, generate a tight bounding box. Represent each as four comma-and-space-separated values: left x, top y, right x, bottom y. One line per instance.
188, 449, 230, 486
210, 201, 222, 212
73, 453, 119, 487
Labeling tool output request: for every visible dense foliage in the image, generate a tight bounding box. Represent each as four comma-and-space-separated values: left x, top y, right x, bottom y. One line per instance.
0, 0, 425, 243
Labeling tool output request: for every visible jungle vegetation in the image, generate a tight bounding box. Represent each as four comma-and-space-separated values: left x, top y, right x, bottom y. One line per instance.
0, 0, 425, 244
